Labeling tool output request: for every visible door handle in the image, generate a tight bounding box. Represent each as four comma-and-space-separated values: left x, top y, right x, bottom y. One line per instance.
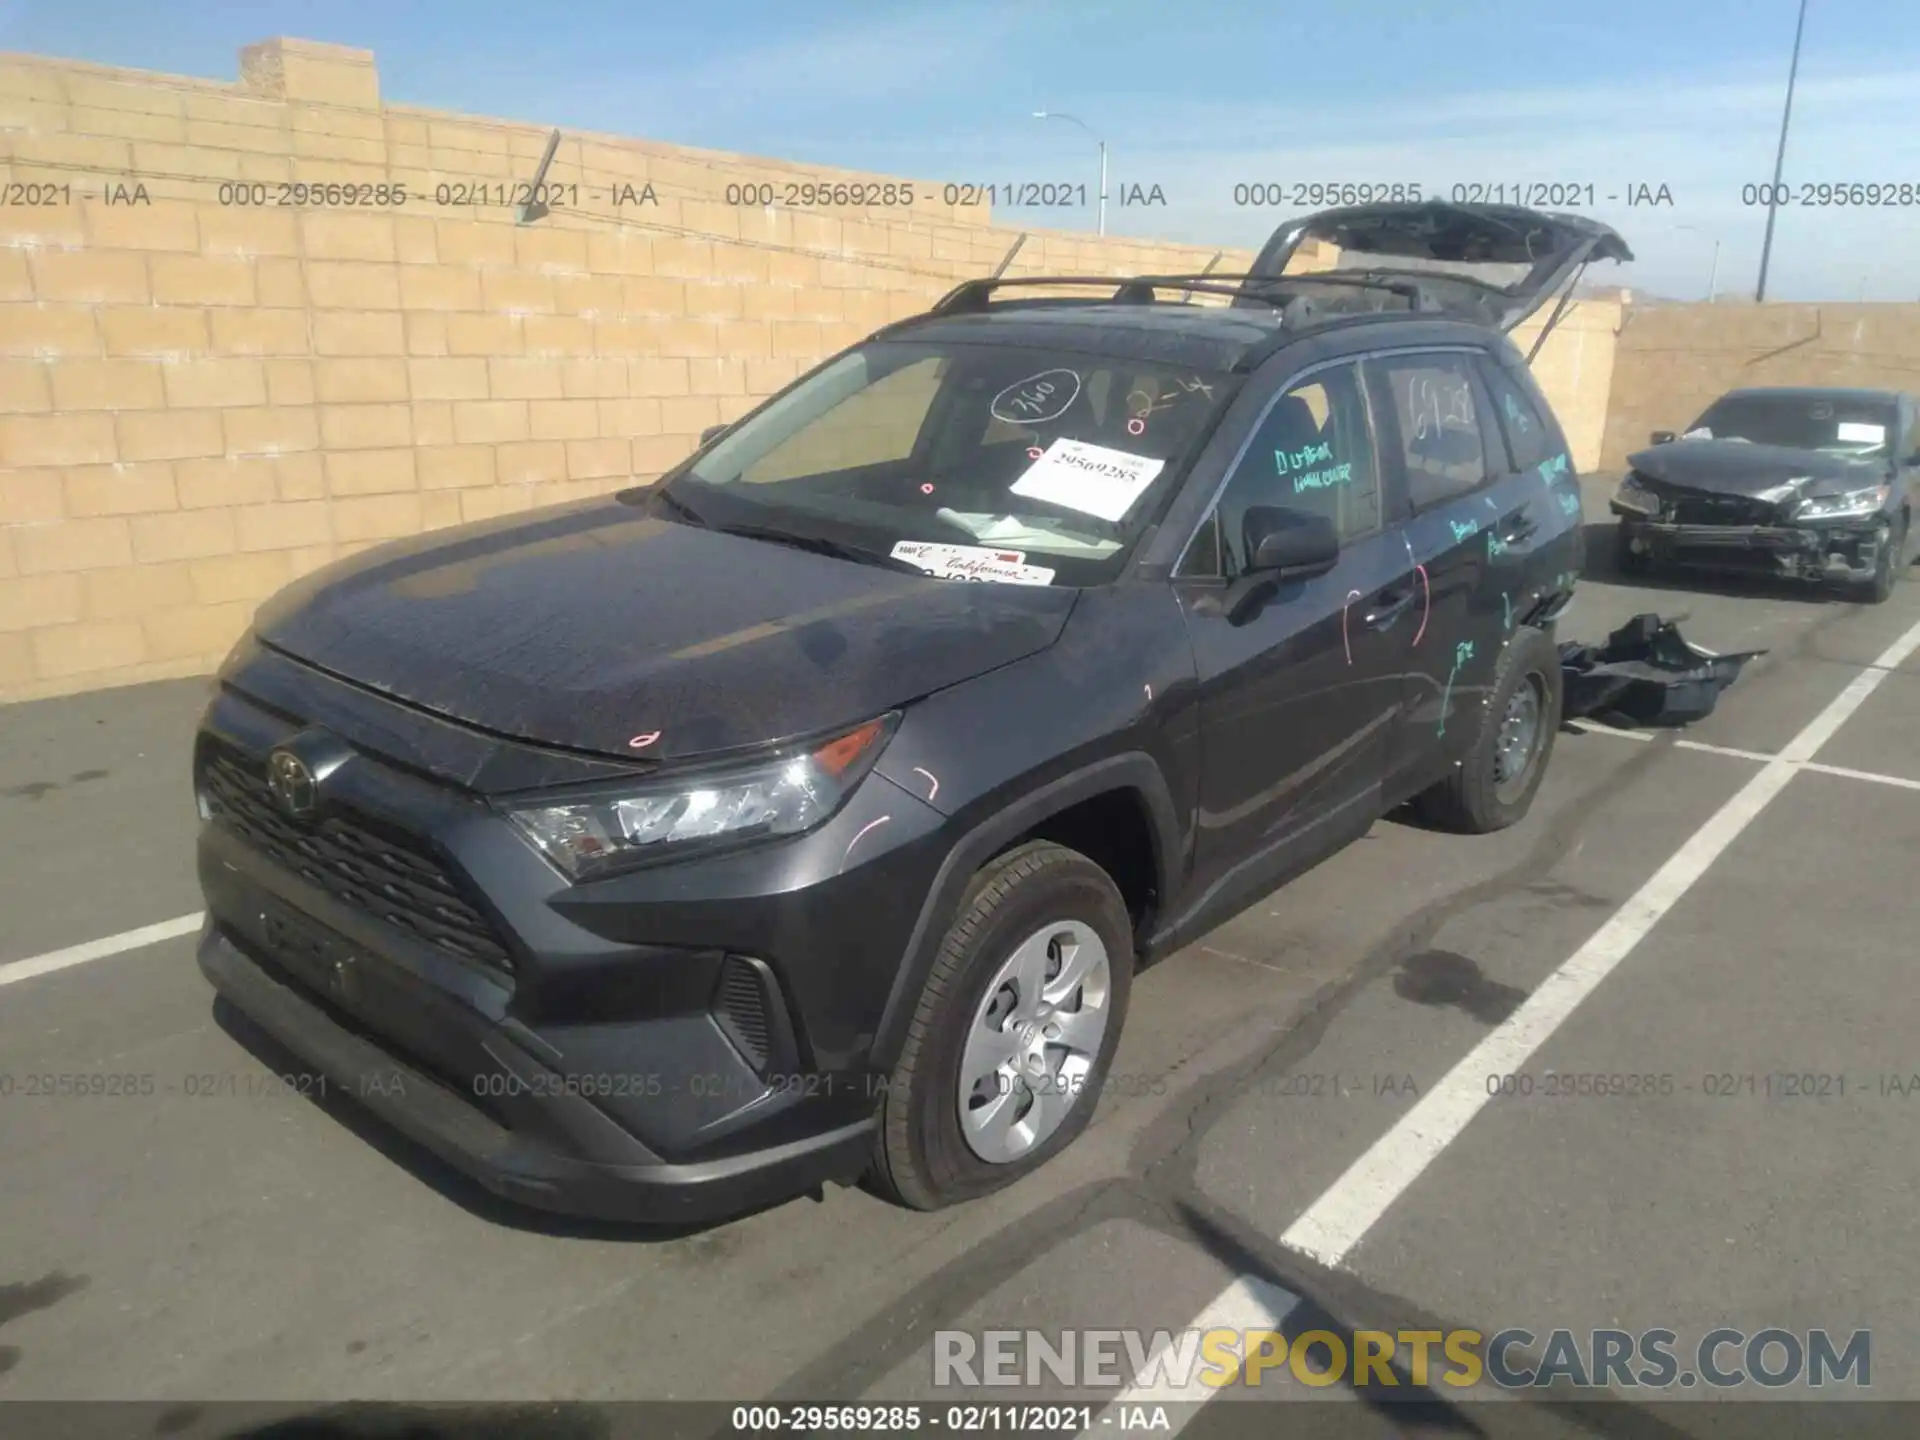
1499, 515, 1538, 546
1364, 587, 1415, 629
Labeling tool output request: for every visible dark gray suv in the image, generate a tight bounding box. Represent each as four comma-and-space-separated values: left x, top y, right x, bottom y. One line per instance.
193, 203, 1630, 1223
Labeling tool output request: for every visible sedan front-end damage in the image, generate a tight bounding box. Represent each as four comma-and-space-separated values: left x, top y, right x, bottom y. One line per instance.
1611, 470, 1895, 587
1611, 389, 1916, 602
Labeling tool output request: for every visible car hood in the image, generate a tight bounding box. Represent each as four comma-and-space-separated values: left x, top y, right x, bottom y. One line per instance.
1626, 439, 1888, 500
251, 498, 1078, 764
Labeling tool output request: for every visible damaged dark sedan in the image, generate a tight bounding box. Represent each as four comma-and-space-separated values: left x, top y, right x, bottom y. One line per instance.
1611, 386, 1919, 602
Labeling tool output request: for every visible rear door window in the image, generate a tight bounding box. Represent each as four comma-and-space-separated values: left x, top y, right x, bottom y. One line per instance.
1367, 353, 1493, 510
1477, 358, 1558, 472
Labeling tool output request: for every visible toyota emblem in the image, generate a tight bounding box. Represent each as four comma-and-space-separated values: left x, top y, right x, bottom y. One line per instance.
266, 748, 318, 821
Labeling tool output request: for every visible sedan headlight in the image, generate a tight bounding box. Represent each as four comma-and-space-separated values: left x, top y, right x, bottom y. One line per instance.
1795, 484, 1889, 521
504, 714, 897, 881
1613, 472, 1661, 515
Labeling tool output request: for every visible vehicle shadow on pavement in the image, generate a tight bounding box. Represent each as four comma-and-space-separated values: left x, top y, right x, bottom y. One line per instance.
0, 1270, 90, 1380
210, 997, 796, 1244
1577, 522, 1846, 605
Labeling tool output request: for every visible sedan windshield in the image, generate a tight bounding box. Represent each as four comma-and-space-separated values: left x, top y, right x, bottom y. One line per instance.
653, 340, 1238, 586
1685, 395, 1896, 459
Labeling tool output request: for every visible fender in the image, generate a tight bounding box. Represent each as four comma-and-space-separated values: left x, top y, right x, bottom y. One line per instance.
868, 751, 1182, 1072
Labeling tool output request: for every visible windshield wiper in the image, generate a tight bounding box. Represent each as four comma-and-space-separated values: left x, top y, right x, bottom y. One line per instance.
712, 523, 929, 575
652, 484, 710, 527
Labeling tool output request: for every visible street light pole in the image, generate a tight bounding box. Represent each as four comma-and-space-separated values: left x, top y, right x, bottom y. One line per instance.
1097, 139, 1108, 238
1033, 111, 1107, 236
1676, 224, 1722, 301
1755, 0, 1810, 301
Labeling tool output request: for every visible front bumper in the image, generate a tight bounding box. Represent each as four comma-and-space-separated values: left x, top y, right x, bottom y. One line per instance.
1612, 506, 1886, 583
197, 923, 875, 1223
192, 661, 950, 1223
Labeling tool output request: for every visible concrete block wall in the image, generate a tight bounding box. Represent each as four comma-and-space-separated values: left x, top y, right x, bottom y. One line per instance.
2, 36, 1619, 704
1599, 302, 1920, 473
1512, 299, 1626, 479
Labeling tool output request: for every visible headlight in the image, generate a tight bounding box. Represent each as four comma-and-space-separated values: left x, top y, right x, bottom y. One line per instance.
1795, 484, 1888, 521
1613, 472, 1660, 514
504, 714, 898, 881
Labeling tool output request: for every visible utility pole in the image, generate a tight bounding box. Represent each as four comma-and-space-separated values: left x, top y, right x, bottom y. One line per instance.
1755, 0, 1810, 301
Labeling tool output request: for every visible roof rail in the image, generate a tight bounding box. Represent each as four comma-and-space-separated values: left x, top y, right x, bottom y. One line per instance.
927, 271, 1441, 318
929, 275, 1170, 314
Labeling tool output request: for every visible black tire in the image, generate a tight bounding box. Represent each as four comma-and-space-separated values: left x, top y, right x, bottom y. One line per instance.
867, 841, 1134, 1211
1413, 623, 1563, 834
1614, 521, 1650, 575
1852, 512, 1907, 604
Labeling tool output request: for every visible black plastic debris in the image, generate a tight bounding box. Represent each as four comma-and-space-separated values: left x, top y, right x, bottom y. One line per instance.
1559, 612, 1765, 727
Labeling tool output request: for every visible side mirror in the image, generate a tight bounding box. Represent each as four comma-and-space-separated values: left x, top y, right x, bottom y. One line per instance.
699, 423, 730, 447
1650, 429, 1677, 445
1213, 507, 1339, 624
1244, 506, 1340, 580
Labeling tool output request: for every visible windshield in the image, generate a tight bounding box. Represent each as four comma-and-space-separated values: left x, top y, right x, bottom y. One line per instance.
654, 340, 1238, 586
1684, 395, 1896, 459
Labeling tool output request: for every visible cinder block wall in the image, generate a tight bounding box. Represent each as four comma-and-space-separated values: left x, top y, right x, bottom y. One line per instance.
1599, 302, 1920, 473
0, 36, 1621, 705
1512, 301, 1625, 479
0, 38, 1286, 702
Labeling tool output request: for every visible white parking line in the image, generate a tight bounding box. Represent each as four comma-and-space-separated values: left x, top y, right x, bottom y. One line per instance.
1092, 610, 1920, 1434
1804, 760, 1920, 793
1568, 718, 1920, 790
1096, 1277, 1301, 1407
0, 912, 204, 989
1282, 614, 1920, 1263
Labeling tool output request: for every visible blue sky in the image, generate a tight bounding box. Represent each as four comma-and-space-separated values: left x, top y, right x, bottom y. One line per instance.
9, 0, 1920, 300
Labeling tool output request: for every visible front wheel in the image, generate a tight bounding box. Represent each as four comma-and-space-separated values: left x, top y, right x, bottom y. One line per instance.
1413, 623, 1563, 834
1851, 513, 1907, 604
867, 842, 1134, 1210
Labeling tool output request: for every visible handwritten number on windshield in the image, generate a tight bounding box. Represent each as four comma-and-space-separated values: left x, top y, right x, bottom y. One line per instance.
991, 369, 1082, 425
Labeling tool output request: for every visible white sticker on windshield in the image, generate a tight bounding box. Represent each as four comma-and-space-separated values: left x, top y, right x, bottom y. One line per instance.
1009, 438, 1166, 523
891, 541, 1056, 586
1838, 421, 1886, 444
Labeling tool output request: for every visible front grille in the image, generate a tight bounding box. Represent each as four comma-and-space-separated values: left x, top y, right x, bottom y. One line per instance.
1668, 492, 1776, 527
200, 742, 515, 976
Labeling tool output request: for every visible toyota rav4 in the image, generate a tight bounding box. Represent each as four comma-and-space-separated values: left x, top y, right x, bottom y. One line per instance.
193, 202, 1630, 1222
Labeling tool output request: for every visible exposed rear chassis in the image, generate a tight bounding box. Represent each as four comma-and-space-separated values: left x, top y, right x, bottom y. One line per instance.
1612, 507, 1886, 585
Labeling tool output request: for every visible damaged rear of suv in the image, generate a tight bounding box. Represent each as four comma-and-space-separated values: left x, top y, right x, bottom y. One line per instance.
1612, 387, 1919, 602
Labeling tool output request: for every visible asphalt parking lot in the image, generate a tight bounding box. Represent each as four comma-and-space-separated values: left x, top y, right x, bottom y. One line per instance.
4, 472, 1918, 1437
